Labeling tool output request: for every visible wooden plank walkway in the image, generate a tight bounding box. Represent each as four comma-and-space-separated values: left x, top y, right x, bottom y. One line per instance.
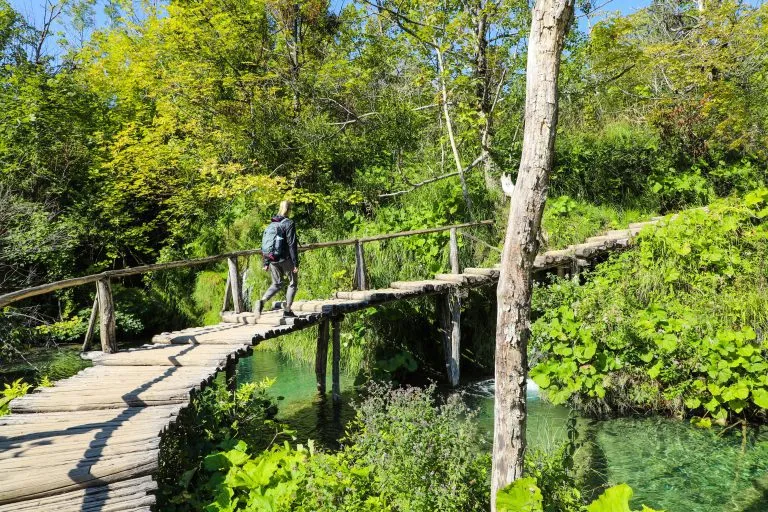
0, 216, 665, 511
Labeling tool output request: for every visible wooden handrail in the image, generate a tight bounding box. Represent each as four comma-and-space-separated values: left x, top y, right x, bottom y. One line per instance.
0, 219, 494, 308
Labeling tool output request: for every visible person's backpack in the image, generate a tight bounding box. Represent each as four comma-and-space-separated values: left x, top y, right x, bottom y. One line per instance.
261, 219, 286, 261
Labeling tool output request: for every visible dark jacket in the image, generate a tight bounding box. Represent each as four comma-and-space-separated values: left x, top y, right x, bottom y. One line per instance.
263, 215, 299, 268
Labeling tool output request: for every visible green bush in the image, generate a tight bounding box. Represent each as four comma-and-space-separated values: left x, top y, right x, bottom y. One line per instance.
343, 383, 490, 511
191, 383, 601, 512
531, 191, 768, 422
198, 383, 490, 512
0, 378, 31, 416
552, 123, 665, 206
541, 197, 654, 250
497, 481, 662, 512
156, 377, 282, 511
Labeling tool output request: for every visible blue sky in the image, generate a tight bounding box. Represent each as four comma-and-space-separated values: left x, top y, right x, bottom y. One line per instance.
9, 0, 652, 49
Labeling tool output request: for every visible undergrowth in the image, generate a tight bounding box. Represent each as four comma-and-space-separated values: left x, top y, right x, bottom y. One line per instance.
531, 190, 768, 423
189, 383, 594, 512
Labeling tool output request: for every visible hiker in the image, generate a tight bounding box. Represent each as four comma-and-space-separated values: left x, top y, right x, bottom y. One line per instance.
258, 200, 299, 317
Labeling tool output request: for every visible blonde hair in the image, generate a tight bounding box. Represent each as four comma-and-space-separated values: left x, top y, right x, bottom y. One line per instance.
278, 200, 292, 217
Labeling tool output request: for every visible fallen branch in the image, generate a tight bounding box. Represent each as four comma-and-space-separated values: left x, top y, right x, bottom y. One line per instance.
378, 154, 486, 199
329, 103, 445, 127
459, 231, 501, 253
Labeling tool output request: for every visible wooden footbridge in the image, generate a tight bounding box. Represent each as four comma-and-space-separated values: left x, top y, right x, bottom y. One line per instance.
0, 216, 663, 511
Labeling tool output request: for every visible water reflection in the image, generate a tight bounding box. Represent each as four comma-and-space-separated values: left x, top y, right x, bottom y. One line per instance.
237, 350, 356, 448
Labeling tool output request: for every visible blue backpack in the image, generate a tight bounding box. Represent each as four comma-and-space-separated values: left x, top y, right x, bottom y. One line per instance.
261, 219, 286, 261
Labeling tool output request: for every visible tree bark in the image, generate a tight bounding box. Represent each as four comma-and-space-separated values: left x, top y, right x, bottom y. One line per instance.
491, 0, 574, 508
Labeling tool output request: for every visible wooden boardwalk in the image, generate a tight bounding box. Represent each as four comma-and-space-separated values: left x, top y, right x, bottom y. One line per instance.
0, 217, 663, 511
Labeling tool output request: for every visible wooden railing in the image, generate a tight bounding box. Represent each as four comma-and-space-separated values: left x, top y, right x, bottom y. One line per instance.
0, 220, 494, 353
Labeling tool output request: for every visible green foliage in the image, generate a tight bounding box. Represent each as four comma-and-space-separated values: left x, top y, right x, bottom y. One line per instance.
497, 477, 543, 512
541, 198, 654, 250
37, 350, 91, 382
552, 123, 664, 206
194, 271, 229, 326
0, 378, 31, 416
156, 377, 283, 511
524, 445, 583, 512
531, 192, 768, 421
195, 384, 490, 511
201, 440, 385, 512
344, 383, 490, 511
497, 482, 662, 512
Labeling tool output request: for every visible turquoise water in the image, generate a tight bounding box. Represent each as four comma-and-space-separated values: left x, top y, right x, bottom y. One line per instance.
463, 380, 768, 512
238, 352, 768, 512
236, 350, 357, 448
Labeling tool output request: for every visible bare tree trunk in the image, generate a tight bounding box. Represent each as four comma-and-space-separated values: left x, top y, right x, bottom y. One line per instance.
289, 2, 302, 115
436, 46, 474, 215
491, 0, 574, 508
471, 1, 498, 192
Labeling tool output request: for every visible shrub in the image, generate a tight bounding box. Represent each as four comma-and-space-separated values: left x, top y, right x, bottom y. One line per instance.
193, 384, 596, 512
497, 481, 662, 512
552, 123, 665, 206
0, 378, 31, 416
155, 377, 282, 511
343, 383, 490, 511
541, 197, 653, 250
198, 383, 490, 512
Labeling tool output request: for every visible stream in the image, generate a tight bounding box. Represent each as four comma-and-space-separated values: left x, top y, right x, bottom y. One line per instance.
237, 350, 768, 512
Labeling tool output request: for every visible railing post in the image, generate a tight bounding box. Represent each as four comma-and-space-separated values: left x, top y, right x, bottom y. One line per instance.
96, 278, 117, 353
353, 241, 367, 291
332, 316, 343, 403
222, 272, 232, 312
227, 257, 243, 313
81, 291, 99, 352
449, 227, 460, 274
315, 320, 330, 394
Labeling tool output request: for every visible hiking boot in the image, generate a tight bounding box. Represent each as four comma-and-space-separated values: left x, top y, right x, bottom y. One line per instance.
283, 309, 296, 318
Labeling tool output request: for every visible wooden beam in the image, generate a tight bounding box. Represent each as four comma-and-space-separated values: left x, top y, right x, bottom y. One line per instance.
437, 292, 461, 387
96, 278, 117, 354
81, 292, 99, 352
353, 241, 368, 291
315, 320, 330, 394
227, 257, 243, 314
331, 316, 342, 403
0, 220, 495, 307
225, 357, 237, 394
449, 227, 460, 274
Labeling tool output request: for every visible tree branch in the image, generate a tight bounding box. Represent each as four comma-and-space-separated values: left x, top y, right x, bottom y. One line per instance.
378, 154, 486, 198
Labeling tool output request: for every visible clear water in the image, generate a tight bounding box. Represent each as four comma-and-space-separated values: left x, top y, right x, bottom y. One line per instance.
462, 380, 768, 512
236, 350, 357, 449
238, 352, 768, 512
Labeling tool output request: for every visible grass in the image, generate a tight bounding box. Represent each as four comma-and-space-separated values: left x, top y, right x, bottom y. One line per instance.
0, 345, 91, 386
541, 197, 656, 250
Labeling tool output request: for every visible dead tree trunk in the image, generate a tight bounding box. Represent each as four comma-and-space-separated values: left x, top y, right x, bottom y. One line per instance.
491, 0, 574, 508
471, 0, 497, 192
436, 46, 473, 214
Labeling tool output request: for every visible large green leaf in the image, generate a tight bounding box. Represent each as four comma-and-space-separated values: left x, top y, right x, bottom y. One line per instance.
586, 484, 633, 512
496, 477, 543, 512
752, 388, 768, 409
